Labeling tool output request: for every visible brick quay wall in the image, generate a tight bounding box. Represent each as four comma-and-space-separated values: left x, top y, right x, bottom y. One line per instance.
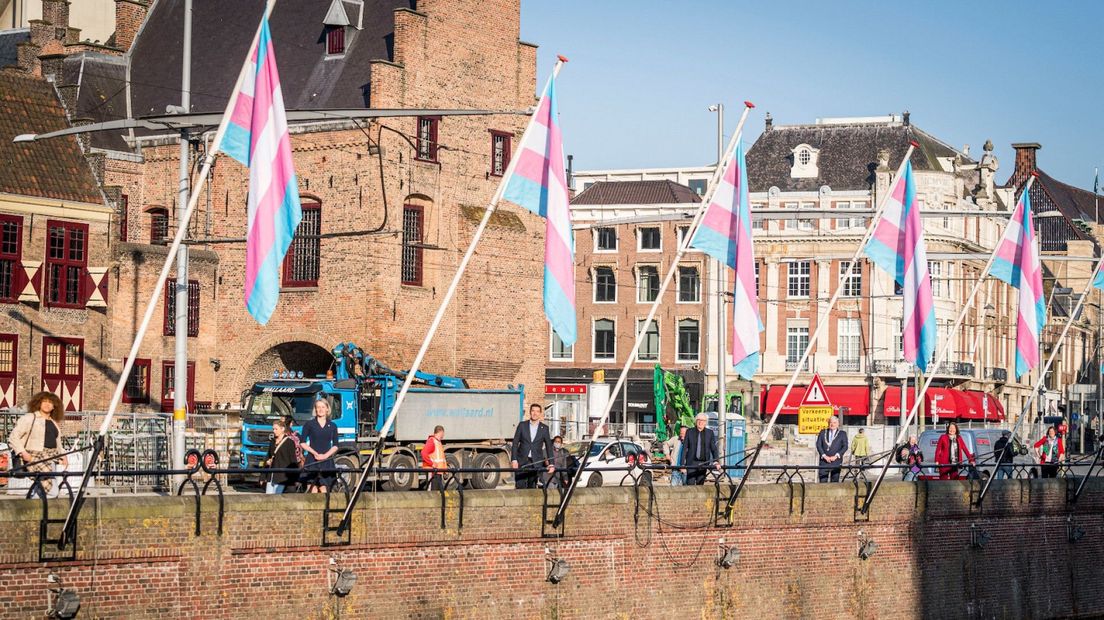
0, 479, 1101, 618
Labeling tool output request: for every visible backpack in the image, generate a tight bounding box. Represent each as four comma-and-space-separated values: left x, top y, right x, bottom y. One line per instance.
287, 431, 305, 468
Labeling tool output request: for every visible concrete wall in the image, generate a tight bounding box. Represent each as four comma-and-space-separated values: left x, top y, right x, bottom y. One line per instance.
1, 479, 1102, 618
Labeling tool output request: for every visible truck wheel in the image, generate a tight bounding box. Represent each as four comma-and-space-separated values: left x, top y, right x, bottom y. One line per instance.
334, 454, 359, 491
445, 454, 463, 488
470, 453, 501, 490
385, 454, 417, 492
586, 472, 603, 488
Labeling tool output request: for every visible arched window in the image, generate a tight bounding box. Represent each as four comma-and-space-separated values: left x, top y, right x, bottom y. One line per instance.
148, 207, 169, 244
283, 200, 321, 287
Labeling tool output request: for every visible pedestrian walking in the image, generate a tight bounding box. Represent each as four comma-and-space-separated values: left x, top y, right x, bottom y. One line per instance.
683, 413, 718, 485
422, 425, 447, 490
1034, 426, 1064, 479
851, 428, 870, 467
935, 422, 974, 480
301, 399, 339, 493
993, 431, 1015, 480
263, 419, 299, 494
669, 425, 686, 486
7, 392, 67, 497
815, 416, 848, 483
898, 435, 923, 481
511, 403, 554, 489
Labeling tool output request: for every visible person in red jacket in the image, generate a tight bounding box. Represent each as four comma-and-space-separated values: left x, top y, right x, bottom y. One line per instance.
421, 425, 447, 490
934, 422, 974, 479
1033, 426, 1064, 478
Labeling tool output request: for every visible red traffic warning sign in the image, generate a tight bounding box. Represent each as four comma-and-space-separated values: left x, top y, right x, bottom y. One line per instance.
798, 374, 832, 406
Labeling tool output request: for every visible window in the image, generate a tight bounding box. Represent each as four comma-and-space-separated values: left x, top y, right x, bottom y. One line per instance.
835, 200, 867, 229
751, 203, 764, 230
637, 265, 659, 302
161, 361, 196, 414
838, 318, 861, 372
118, 194, 128, 242
786, 260, 810, 298
0, 215, 22, 302
550, 330, 573, 361
416, 116, 439, 162
594, 266, 616, 303
928, 261, 943, 297
0, 334, 17, 403
490, 131, 511, 176
638, 227, 661, 251
636, 318, 659, 362
839, 261, 862, 297
892, 318, 904, 357
798, 149, 812, 166
164, 280, 200, 337
594, 227, 617, 252
326, 26, 345, 55
677, 225, 696, 250
149, 207, 169, 244
688, 179, 707, 196
283, 201, 321, 287
45, 221, 88, 308
401, 205, 424, 285
677, 266, 700, 303
677, 318, 700, 362
786, 325, 810, 370
798, 202, 816, 231
783, 201, 798, 229
593, 319, 616, 361
42, 337, 82, 411
122, 358, 151, 404
754, 261, 761, 293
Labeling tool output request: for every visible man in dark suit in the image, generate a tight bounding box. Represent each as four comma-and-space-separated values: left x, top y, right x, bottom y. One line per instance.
511, 403, 555, 489
683, 413, 719, 485
816, 415, 848, 483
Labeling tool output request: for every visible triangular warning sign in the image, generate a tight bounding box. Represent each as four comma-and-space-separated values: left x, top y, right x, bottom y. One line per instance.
799, 374, 832, 406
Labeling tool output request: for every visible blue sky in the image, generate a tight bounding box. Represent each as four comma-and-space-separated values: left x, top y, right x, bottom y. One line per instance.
521, 1, 1104, 188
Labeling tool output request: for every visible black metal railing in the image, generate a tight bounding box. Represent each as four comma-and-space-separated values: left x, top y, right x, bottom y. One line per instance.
984, 367, 1008, 383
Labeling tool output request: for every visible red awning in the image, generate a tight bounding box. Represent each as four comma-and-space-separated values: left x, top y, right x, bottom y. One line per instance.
881, 388, 1003, 421
761, 385, 870, 417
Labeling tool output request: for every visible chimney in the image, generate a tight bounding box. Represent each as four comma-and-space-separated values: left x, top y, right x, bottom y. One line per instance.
1012, 143, 1041, 182
764, 112, 773, 131
40, 0, 71, 33
114, 0, 150, 52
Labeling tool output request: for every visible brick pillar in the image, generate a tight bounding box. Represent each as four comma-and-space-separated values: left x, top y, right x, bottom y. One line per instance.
1011, 142, 1041, 187
114, 0, 150, 52
40, 0, 70, 29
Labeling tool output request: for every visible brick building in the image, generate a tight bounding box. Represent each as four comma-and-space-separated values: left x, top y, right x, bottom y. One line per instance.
0, 68, 113, 411
546, 180, 706, 438
13, 0, 548, 412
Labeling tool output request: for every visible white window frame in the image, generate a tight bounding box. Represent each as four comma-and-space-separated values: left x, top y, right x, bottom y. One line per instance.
928, 261, 943, 298
786, 260, 811, 298
636, 264, 660, 303
676, 317, 700, 363
637, 227, 662, 252
592, 318, 616, 362
786, 324, 810, 367
798, 201, 816, 231
751, 202, 765, 230
636, 318, 660, 362
676, 264, 701, 304
549, 328, 574, 362
783, 201, 798, 230
593, 265, 617, 304
839, 260, 862, 297
892, 317, 904, 358
837, 318, 862, 366
593, 227, 618, 253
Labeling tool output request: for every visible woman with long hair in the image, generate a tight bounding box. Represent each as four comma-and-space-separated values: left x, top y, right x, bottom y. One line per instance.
934, 422, 974, 480
1034, 426, 1064, 479
7, 392, 66, 495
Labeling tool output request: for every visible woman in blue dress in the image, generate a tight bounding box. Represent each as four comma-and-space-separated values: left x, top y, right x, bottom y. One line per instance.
301, 399, 339, 492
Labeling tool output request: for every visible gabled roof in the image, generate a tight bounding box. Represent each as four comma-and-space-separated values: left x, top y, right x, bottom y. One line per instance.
1004, 166, 1098, 251
59, 52, 129, 151
571, 180, 701, 205
0, 69, 103, 204
0, 28, 29, 69
746, 118, 968, 193
1035, 170, 1101, 224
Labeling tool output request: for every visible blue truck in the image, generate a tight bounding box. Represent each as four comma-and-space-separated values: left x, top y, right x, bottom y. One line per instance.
240, 343, 525, 490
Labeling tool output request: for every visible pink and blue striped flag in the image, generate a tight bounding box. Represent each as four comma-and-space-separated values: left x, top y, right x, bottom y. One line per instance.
990, 187, 1045, 378
863, 160, 937, 371
220, 17, 302, 325
501, 69, 576, 345
689, 139, 762, 378
1093, 259, 1104, 290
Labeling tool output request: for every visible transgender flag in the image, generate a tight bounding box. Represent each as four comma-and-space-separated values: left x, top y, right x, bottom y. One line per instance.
990, 187, 1045, 378
1094, 260, 1104, 290
502, 69, 576, 345
689, 139, 762, 378
220, 17, 302, 325
864, 160, 937, 372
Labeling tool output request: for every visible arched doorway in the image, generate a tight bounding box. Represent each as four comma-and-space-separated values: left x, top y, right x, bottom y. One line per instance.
242, 341, 332, 387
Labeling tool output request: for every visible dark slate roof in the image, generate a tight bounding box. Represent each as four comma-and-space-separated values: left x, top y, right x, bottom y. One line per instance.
60, 52, 130, 151
0, 28, 29, 69
0, 69, 103, 204
1005, 168, 1097, 251
128, 0, 411, 117
1035, 171, 1101, 223
745, 120, 968, 192
571, 180, 702, 205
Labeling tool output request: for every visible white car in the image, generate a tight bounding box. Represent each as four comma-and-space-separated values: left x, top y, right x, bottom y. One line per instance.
565, 439, 649, 487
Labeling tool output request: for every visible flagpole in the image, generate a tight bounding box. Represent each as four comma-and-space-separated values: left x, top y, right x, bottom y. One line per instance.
337, 57, 568, 534
714, 144, 917, 519
60, 0, 279, 545
862, 175, 1039, 513
975, 246, 1104, 506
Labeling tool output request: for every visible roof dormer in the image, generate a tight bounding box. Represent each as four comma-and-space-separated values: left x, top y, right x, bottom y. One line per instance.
790, 143, 819, 179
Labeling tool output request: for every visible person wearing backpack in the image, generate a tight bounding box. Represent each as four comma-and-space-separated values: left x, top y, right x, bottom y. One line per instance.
263, 419, 299, 494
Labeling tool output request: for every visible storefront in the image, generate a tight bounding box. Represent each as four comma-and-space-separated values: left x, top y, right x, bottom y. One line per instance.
545, 368, 703, 438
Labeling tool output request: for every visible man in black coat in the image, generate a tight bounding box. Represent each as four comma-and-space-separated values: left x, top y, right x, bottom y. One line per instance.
683, 413, 719, 485
511, 403, 555, 489
816, 415, 848, 483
